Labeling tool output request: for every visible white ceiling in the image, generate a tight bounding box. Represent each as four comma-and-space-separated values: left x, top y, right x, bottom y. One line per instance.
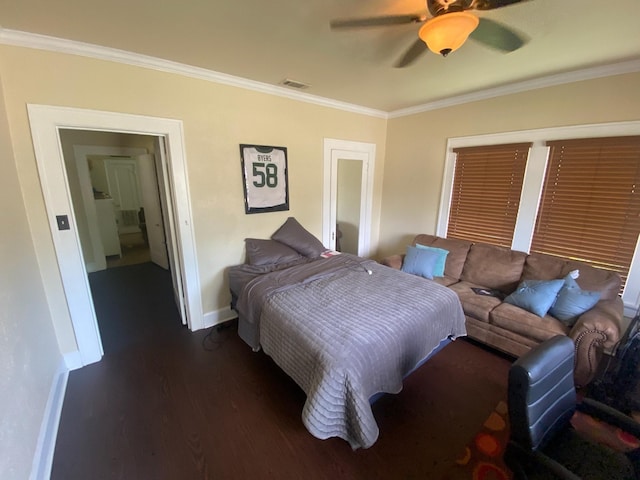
1, 0, 639, 112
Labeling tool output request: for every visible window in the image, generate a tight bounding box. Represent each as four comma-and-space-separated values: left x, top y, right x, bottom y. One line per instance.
439, 122, 640, 313
530, 136, 640, 287
447, 143, 531, 247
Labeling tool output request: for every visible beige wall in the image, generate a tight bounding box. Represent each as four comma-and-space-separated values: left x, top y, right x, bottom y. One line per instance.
0, 67, 61, 479
379, 72, 640, 258
0, 45, 388, 356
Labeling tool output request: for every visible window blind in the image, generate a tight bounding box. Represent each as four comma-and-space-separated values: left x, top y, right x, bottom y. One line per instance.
530, 136, 640, 288
448, 143, 531, 247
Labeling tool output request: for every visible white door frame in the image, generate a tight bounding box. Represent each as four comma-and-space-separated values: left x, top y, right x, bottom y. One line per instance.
27, 104, 204, 366
322, 138, 376, 257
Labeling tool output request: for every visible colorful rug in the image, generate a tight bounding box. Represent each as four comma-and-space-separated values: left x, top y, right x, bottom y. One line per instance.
442, 399, 640, 480
442, 400, 513, 480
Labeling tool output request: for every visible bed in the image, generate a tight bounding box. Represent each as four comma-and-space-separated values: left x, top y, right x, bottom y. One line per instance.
228, 218, 467, 449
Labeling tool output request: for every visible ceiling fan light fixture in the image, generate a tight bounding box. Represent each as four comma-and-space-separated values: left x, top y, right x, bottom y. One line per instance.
418, 12, 480, 57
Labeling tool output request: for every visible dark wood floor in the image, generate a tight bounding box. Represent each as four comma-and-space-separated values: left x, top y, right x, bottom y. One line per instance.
51, 263, 513, 479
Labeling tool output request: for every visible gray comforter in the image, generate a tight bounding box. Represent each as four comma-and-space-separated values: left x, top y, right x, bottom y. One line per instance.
233, 254, 466, 449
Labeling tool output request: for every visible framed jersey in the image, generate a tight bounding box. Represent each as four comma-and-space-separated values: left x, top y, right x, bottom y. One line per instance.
240, 144, 289, 214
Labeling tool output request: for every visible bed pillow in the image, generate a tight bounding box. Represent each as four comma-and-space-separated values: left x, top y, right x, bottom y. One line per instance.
245, 238, 302, 266
401, 245, 440, 280
271, 217, 327, 258
415, 244, 449, 277
504, 279, 565, 317
549, 272, 601, 326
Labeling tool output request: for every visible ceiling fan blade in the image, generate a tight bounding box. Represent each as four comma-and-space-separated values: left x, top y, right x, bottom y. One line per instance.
330, 15, 424, 29
470, 0, 530, 11
469, 17, 527, 52
427, 0, 530, 16
394, 38, 428, 68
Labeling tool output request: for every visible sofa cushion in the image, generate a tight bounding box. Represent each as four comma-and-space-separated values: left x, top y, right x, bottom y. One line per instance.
401, 245, 439, 279
449, 281, 503, 323
415, 244, 448, 277
460, 243, 527, 293
433, 276, 460, 287
504, 279, 565, 317
490, 302, 570, 342
522, 253, 566, 281
562, 261, 621, 301
412, 235, 472, 280
465, 317, 539, 357
549, 273, 601, 326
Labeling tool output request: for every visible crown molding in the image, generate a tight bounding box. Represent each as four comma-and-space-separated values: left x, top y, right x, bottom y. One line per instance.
388, 58, 640, 118
0, 28, 388, 119
2, 28, 638, 121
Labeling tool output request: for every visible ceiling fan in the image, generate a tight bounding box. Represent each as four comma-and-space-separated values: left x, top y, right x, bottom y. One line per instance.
330, 0, 530, 67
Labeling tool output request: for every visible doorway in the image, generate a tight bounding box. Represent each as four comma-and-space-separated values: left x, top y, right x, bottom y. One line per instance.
28, 105, 203, 367
60, 132, 177, 353
323, 138, 376, 257
70, 142, 158, 272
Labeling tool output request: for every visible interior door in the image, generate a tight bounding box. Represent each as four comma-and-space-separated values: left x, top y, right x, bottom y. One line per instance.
154, 139, 187, 325
136, 153, 169, 270
323, 139, 376, 258
105, 159, 141, 234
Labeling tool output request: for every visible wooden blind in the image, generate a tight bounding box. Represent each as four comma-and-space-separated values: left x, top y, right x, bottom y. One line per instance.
530, 136, 640, 287
447, 143, 531, 247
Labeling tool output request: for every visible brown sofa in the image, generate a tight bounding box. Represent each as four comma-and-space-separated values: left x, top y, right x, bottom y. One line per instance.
381, 234, 625, 387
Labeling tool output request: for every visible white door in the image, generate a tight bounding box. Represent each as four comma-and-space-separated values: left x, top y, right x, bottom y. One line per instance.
155, 139, 187, 325
137, 153, 169, 270
323, 139, 376, 257
105, 159, 142, 234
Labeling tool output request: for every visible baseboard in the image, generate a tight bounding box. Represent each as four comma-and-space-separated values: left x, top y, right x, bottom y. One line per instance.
30, 360, 69, 480
203, 306, 237, 329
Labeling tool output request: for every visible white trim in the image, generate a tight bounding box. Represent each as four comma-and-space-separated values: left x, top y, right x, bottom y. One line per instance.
0, 28, 386, 119
27, 105, 205, 368
2, 28, 638, 118
437, 120, 640, 311
30, 360, 68, 480
510, 144, 549, 253
28, 107, 104, 366
63, 351, 83, 371
203, 306, 237, 329
389, 59, 640, 118
323, 139, 376, 257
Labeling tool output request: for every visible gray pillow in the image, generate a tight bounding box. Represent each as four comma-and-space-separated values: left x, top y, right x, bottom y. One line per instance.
245, 238, 302, 266
271, 217, 327, 258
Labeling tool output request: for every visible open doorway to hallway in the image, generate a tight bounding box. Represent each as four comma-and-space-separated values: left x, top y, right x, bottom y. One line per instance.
28, 104, 203, 365
59, 129, 181, 354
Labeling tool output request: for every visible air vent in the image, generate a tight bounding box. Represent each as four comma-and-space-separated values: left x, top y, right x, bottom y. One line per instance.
280, 78, 310, 90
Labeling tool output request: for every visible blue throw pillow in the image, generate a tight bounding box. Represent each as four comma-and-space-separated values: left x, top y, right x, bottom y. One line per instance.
504, 279, 565, 317
415, 244, 449, 277
401, 245, 439, 280
549, 274, 601, 326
